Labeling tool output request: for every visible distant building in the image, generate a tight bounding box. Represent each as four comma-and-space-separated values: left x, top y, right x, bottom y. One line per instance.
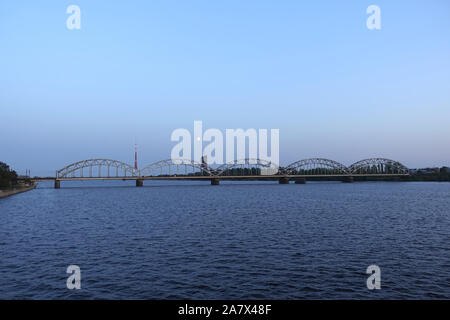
410, 167, 440, 174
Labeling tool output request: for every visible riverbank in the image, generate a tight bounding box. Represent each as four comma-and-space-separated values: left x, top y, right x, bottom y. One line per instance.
0, 182, 37, 199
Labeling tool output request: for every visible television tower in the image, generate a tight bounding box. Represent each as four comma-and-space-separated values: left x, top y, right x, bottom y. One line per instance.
134, 143, 138, 170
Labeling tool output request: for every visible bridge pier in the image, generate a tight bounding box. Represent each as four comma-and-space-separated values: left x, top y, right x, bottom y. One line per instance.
279, 177, 290, 184
136, 179, 144, 187
54, 180, 60, 189
294, 178, 306, 184
342, 176, 354, 183
211, 178, 220, 185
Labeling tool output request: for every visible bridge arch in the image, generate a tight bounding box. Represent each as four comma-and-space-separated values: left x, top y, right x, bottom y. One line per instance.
349, 158, 409, 175
139, 159, 214, 177
215, 158, 279, 176
284, 158, 349, 175
56, 159, 138, 178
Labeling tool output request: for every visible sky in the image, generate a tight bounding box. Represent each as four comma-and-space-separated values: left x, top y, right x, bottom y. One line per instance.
1, 0, 449, 176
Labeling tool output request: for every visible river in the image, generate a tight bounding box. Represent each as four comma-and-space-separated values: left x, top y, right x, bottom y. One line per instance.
0, 180, 449, 299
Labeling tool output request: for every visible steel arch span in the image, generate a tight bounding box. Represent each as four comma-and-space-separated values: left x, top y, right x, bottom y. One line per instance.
284, 158, 350, 175
56, 159, 139, 178
349, 158, 409, 175
139, 159, 214, 177
215, 158, 280, 176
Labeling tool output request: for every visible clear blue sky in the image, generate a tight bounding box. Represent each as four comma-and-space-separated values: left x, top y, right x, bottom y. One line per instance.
1, 0, 449, 176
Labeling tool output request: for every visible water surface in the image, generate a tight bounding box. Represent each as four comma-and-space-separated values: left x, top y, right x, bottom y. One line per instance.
1, 180, 449, 299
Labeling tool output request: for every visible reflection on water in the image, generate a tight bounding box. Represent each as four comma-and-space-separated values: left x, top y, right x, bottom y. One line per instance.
0, 180, 449, 299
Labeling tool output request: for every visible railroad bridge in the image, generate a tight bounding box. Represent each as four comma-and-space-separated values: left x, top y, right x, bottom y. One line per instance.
52, 158, 410, 188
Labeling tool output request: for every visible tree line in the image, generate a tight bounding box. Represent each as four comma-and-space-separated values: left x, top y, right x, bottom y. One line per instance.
0, 161, 18, 189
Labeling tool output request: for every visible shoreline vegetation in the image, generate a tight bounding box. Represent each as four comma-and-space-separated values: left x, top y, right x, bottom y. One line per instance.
0, 160, 37, 198
0, 182, 37, 199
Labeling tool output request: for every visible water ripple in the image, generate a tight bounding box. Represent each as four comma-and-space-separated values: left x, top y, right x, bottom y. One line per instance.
0, 180, 449, 299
